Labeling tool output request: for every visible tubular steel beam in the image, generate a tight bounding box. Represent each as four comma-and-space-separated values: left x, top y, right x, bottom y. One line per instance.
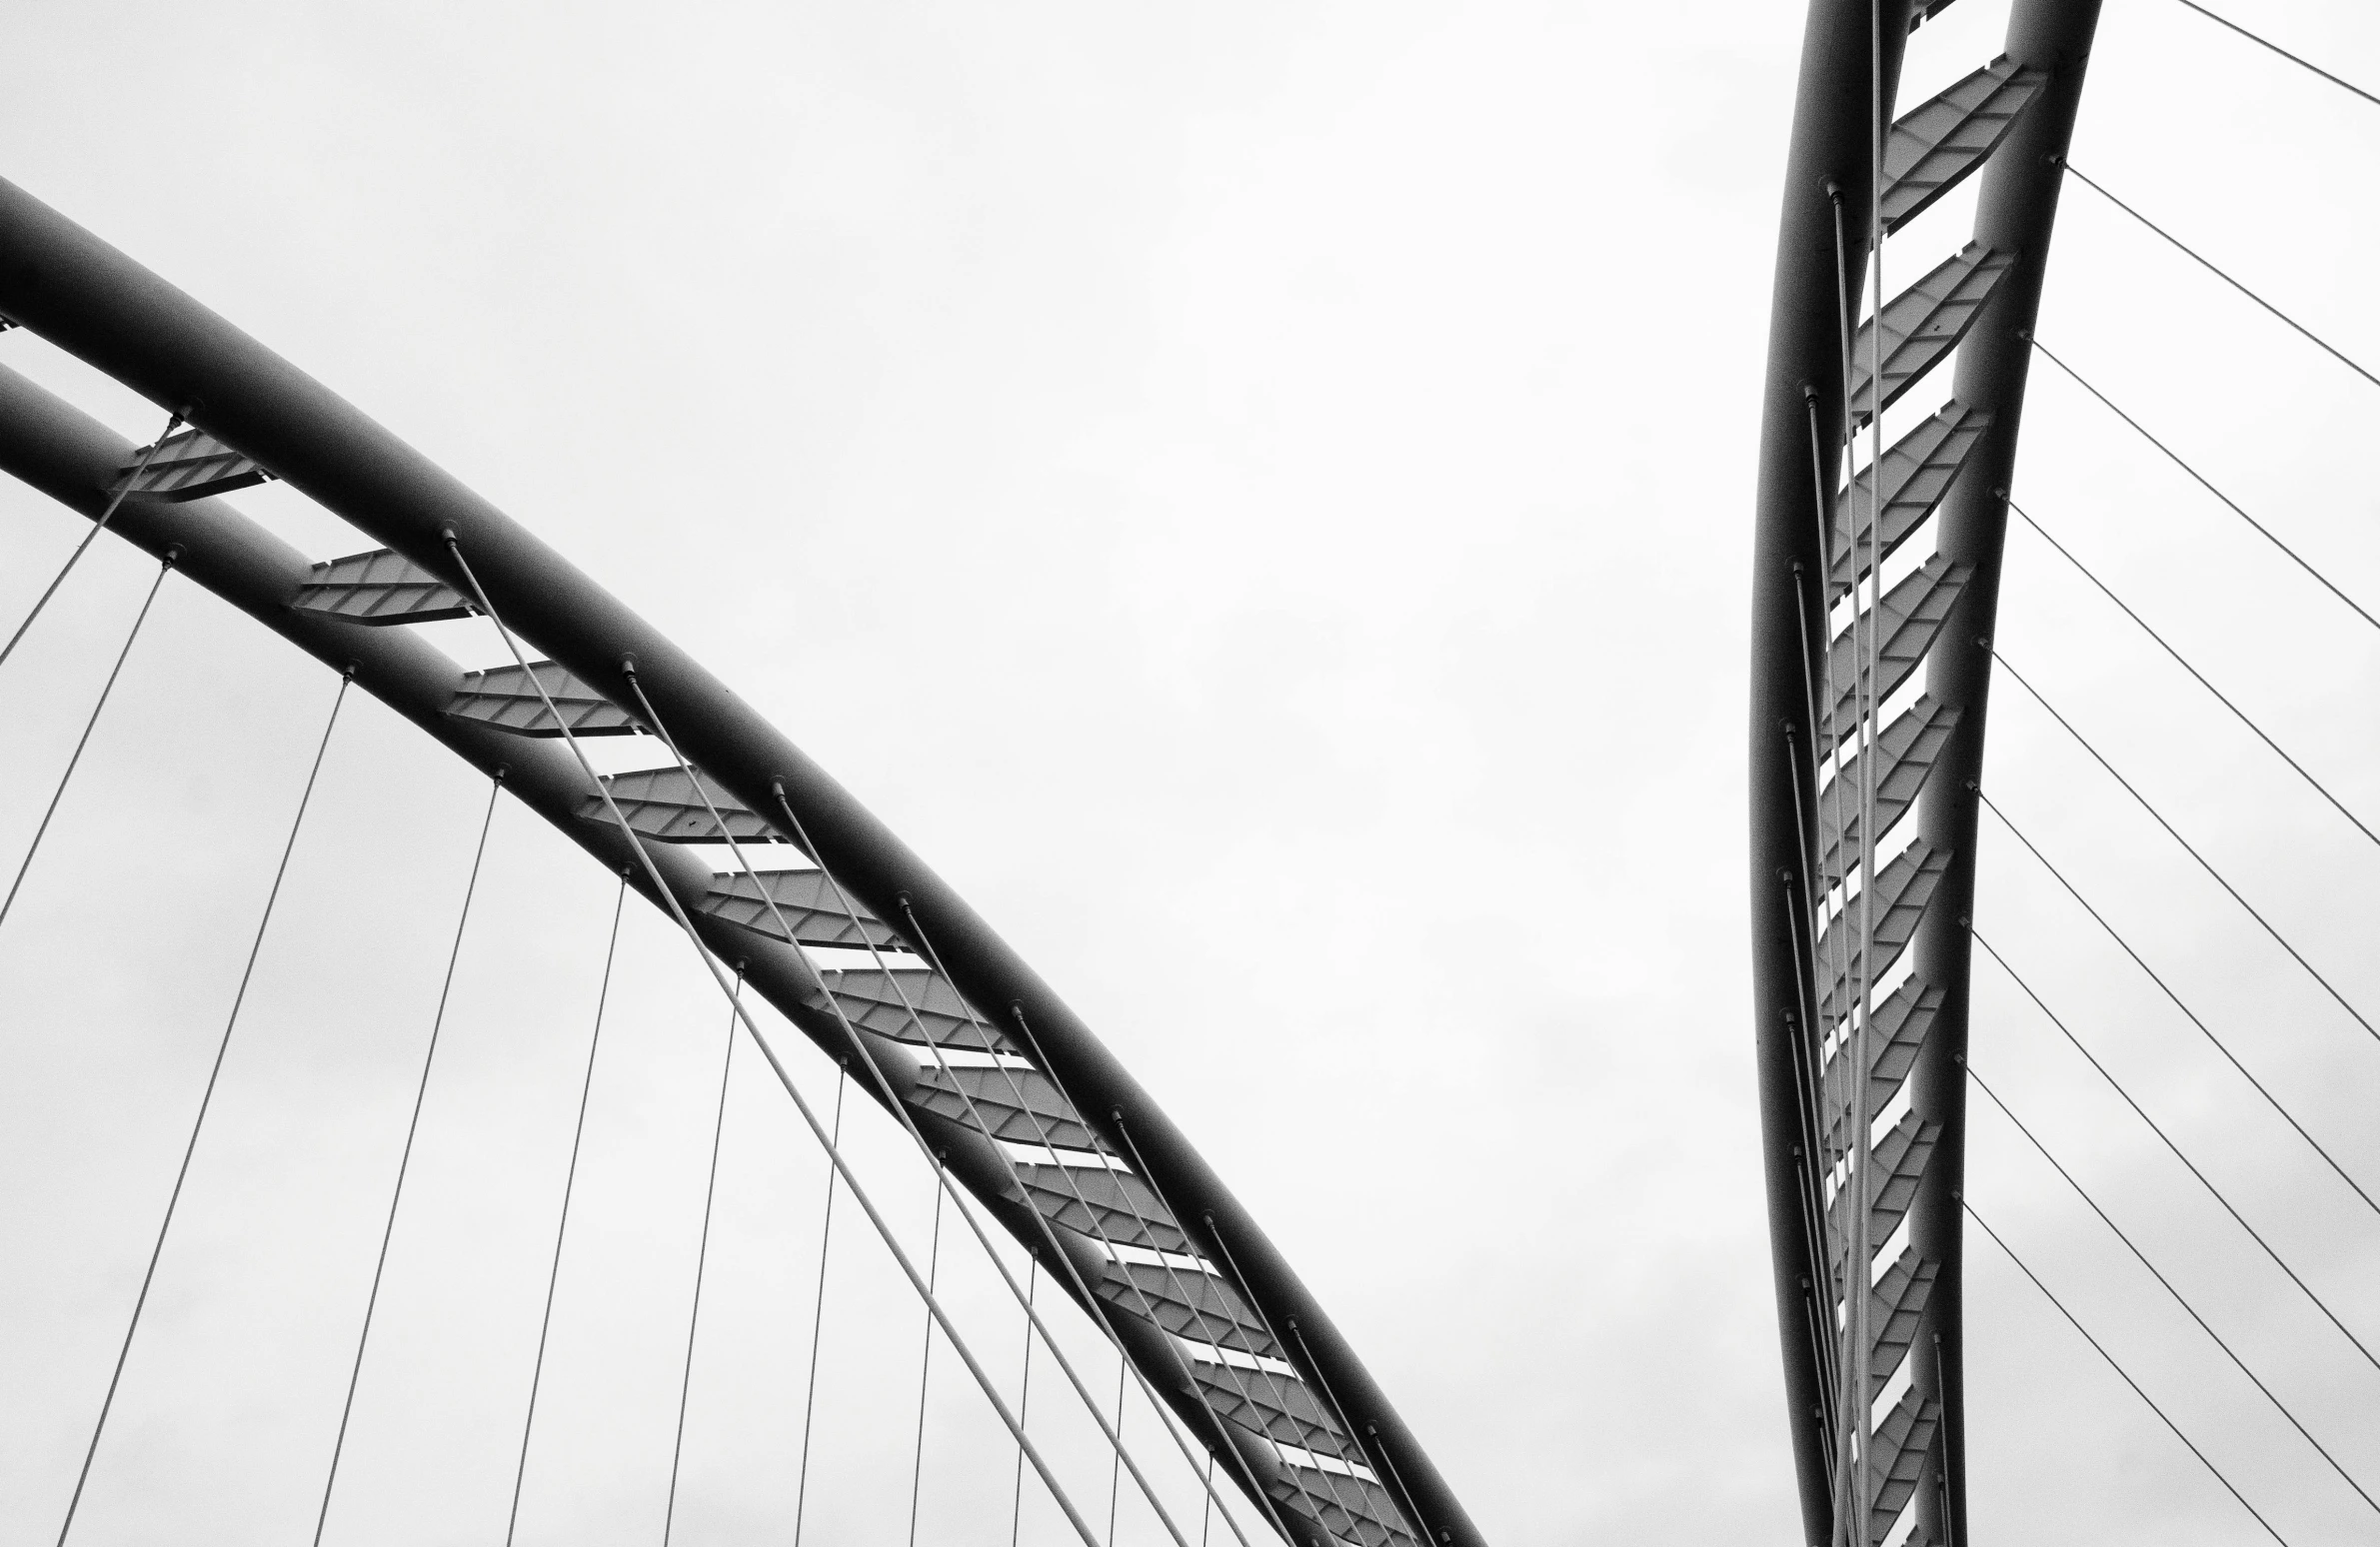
0, 178, 1481, 1547
1750, 3, 2102, 1544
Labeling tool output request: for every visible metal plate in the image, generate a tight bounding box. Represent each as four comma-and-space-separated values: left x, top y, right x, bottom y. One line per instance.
291, 548, 474, 626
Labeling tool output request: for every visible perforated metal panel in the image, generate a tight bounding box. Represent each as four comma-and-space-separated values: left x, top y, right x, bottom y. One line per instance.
291, 548, 474, 626
1881, 57, 2047, 233
446, 661, 643, 737
1847, 244, 2014, 431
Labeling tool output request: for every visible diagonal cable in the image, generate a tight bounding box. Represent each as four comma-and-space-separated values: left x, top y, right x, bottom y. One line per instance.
2028, 341, 2380, 634
313, 774, 501, 1547
0, 411, 179, 676
2, 560, 171, 932
1966, 1062, 2380, 1514
505, 872, 628, 1547
2009, 502, 2379, 850
1971, 930, 2380, 1375
1978, 792, 2380, 1220
2165, 0, 2380, 109
1992, 649, 2378, 1045
663, 975, 742, 1547
2062, 164, 2377, 391
53, 668, 350, 1547
441, 534, 1103, 1547
1963, 1198, 2290, 1546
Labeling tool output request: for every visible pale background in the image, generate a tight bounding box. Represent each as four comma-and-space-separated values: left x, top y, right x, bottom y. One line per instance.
3, 1, 2378, 1543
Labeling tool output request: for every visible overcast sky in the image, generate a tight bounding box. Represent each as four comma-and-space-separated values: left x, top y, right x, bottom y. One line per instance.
4, 2, 2379, 1544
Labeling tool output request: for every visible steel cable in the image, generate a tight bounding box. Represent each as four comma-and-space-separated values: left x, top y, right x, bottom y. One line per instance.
51, 667, 350, 1547
663, 974, 743, 1547
1991, 649, 2378, 1045
906, 1156, 947, 1547
2165, 0, 2380, 109
1966, 1062, 2380, 1514
312, 773, 502, 1547
0, 411, 178, 676
1971, 931, 2380, 1375
1, 558, 171, 933
1978, 793, 2380, 1219
443, 536, 1107, 1547
1010, 1258, 1038, 1547
792, 1066, 847, 1547
1963, 1199, 2290, 1547
2009, 502, 2379, 850
2062, 163, 2378, 391
2027, 342, 2380, 635
505, 871, 629, 1547
616, 667, 1229, 1547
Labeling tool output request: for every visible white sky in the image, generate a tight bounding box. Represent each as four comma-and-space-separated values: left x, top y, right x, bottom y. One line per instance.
2, 2, 2378, 1544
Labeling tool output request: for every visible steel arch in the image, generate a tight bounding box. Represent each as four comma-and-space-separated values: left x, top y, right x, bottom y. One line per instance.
1747, 3, 2104, 1544
0, 177, 1480, 1547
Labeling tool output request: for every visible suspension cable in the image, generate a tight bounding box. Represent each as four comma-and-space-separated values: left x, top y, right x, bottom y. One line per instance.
664, 972, 743, 1547
2028, 341, 2380, 634
1992, 650, 2378, 1045
1971, 931, 2380, 1376
2009, 502, 2379, 850
2165, 0, 2380, 110
505, 871, 628, 1547
51, 667, 350, 1547
0, 410, 179, 676
442, 536, 1106, 1547
2, 558, 171, 933
2062, 164, 2377, 391
792, 1065, 846, 1547
614, 669, 1221, 1547
1978, 792, 2380, 1219
1965, 1063, 2380, 1514
1106, 1355, 1128, 1547
907, 1155, 947, 1547
1011, 1257, 1038, 1547
1962, 1198, 2290, 1547
313, 773, 501, 1547
1853, 9, 1885, 1528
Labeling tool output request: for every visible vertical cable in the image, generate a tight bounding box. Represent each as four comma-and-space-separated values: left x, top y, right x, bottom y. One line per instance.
2, 559, 172, 932
0, 411, 180, 676
906, 1156, 948, 1547
442, 537, 1104, 1547
663, 972, 743, 1547
1107, 1355, 1129, 1547
1011, 1257, 1039, 1547
505, 871, 629, 1547
313, 772, 501, 1547
52, 667, 349, 1547
792, 1065, 847, 1547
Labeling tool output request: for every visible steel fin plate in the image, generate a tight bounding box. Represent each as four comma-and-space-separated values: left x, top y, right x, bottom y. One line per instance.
1867, 1247, 1940, 1395
291, 548, 474, 626
1817, 840, 1949, 1026
1825, 556, 1970, 743
1824, 977, 1946, 1156
1818, 696, 1961, 882
1830, 403, 1992, 594
813, 968, 1010, 1051
1015, 1162, 1189, 1253
580, 766, 785, 844
912, 1064, 1098, 1150
1096, 1258, 1276, 1356
1848, 244, 2014, 431
1881, 57, 2047, 233
1266, 1468, 1410, 1547
1868, 1386, 1943, 1545
699, 868, 905, 952
1830, 1111, 1941, 1261
447, 661, 641, 738
1194, 1361, 1343, 1452
118, 426, 272, 502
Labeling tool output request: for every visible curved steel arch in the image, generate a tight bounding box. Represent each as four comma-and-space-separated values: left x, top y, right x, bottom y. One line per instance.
0, 178, 1480, 1547
1747, 2, 2102, 1544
